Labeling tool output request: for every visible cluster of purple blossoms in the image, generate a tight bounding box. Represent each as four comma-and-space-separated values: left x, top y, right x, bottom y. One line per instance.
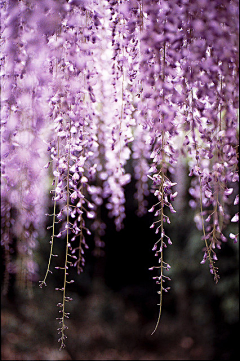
1, 0, 50, 293
1, 0, 238, 348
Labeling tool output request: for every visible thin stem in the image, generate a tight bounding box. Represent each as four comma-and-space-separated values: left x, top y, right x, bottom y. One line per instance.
151, 41, 167, 334
77, 183, 84, 274
39, 137, 60, 287
60, 120, 72, 349
191, 88, 219, 283
151, 167, 164, 335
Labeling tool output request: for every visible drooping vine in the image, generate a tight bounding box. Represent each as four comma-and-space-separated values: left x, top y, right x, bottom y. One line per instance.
1, 0, 239, 349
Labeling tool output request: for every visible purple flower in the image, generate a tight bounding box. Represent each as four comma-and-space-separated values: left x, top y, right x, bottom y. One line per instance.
1, 0, 238, 347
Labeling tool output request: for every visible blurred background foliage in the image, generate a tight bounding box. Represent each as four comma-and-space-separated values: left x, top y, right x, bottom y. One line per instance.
1, 159, 239, 360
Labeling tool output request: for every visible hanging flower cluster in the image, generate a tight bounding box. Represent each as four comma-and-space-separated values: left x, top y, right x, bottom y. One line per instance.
1, 0, 51, 293
1, 0, 239, 349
